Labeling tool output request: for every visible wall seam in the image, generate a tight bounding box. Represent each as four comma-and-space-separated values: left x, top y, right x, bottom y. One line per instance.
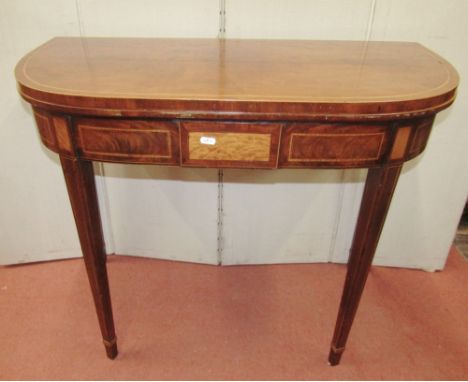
74, 0, 85, 36
218, 0, 226, 38
217, 169, 224, 265
365, 0, 377, 42
216, 0, 226, 265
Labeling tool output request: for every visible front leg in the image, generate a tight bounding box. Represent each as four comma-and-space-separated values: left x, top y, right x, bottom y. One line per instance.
329, 165, 402, 365
60, 156, 118, 359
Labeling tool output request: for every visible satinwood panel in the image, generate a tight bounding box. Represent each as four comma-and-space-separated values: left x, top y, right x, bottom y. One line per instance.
180, 121, 281, 168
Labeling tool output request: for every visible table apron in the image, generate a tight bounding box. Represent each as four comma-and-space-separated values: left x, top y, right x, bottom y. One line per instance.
33, 110, 434, 169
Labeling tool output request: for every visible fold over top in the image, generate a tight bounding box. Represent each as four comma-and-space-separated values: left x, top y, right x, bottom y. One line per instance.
15, 37, 459, 121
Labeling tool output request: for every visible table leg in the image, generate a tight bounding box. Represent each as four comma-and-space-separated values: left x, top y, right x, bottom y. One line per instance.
60, 156, 118, 359
328, 164, 402, 366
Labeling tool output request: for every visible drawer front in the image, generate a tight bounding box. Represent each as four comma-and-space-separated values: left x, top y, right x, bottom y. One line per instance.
75, 118, 179, 164
180, 121, 281, 168
280, 123, 390, 168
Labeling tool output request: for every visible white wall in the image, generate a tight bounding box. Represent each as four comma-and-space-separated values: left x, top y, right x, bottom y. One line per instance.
0, 1, 83, 264
1, 0, 467, 270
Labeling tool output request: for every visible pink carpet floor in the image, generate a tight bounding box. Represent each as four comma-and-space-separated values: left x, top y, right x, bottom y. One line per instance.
0, 246, 467, 380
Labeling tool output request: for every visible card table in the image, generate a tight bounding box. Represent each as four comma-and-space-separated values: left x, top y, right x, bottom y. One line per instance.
15, 37, 458, 365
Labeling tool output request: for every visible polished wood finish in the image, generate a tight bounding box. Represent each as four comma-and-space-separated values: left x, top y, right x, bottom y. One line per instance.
328, 165, 402, 365
59, 156, 117, 359
280, 123, 390, 168
28, 112, 439, 169
408, 117, 435, 158
180, 121, 281, 168
390, 126, 412, 160
15, 38, 458, 365
16, 38, 457, 121
33, 109, 56, 150
53, 116, 74, 155
75, 118, 179, 164
188, 132, 271, 162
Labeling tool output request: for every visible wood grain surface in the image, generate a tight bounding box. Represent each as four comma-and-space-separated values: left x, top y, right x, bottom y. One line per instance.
279, 123, 391, 168
75, 118, 179, 164
15, 38, 458, 120
33, 109, 56, 150
180, 120, 281, 168
188, 132, 271, 161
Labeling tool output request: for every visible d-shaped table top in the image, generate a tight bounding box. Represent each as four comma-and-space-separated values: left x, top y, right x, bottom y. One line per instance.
15, 37, 458, 120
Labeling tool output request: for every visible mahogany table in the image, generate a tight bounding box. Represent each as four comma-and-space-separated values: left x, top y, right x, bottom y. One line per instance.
15, 38, 458, 365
